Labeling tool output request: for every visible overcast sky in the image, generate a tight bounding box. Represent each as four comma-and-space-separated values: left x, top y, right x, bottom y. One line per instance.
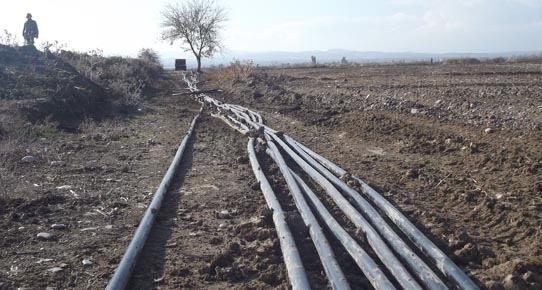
1, 0, 542, 57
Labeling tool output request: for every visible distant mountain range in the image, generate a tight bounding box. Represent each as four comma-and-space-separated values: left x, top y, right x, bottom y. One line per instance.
160, 49, 541, 69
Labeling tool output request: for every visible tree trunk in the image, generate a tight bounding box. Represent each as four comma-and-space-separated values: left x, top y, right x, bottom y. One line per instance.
196, 55, 202, 73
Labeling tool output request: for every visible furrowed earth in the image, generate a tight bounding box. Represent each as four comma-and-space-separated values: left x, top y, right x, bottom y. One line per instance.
1, 46, 541, 289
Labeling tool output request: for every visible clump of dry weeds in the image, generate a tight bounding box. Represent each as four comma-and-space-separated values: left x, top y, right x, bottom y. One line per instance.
207, 59, 256, 88
59, 48, 163, 106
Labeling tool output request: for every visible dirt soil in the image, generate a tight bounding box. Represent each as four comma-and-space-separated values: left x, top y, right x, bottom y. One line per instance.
212, 62, 542, 289
1, 50, 542, 290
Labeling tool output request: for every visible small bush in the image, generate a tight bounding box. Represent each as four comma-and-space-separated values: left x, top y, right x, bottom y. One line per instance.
208, 59, 256, 87
40, 40, 67, 55
0, 30, 19, 47
443, 58, 481, 65
230, 59, 255, 80
138, 48, 164, 77
138, 48, 160, 65
485, 57, 507, 64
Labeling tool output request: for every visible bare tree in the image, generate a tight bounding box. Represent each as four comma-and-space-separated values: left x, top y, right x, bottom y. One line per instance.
161, 0, 227, 73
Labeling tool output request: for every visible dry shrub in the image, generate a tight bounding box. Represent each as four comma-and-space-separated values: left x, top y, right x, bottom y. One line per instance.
443, 58, 482, 65
60, 49, 164, 105
506, 54, 542, 64
40, 40, 67, 55
484, 57, 507, 64
208, 59, 256, 87
0, 29, 19, 47
138, 48, 163, 76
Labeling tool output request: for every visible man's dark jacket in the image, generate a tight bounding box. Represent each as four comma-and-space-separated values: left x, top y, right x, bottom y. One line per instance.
23, 20, 39, 37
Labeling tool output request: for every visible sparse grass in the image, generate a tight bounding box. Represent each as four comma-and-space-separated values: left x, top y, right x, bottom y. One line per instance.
0, 116, 61, 197
0, 44, 167, 200
78, 117, 132, 143
40, 40, 68, 55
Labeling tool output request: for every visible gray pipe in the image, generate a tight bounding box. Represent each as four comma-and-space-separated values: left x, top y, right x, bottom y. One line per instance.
106, 109, 202, 290
215, 104, 422, 289
247, 138, 311, 290
284, 137, 448, 290
190, 88, 477, 289
287, 137, 480, 290
266, 133, 422, 290
266, 139, 351, 290
263, 148, 397, 289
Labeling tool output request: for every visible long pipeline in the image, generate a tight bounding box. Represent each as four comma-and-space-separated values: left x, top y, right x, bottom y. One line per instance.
284, 136, 449, 290
209, 102, 424, 288
265, 132, 422, 290
183, 77, 479, 289
106, 109, 202, 290
291, 171, 398, 290
246, 137, 311, 290
266, 138, 351, 290
286, 136, 480, 290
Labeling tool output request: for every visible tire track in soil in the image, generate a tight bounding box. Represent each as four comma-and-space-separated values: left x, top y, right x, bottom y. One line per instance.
128, 115, 290, 290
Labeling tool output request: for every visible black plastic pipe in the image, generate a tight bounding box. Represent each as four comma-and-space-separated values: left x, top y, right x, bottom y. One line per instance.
284, 137, 448, 290
288, 137, 480, 290
247, 137, 311, 290
266, 139, 351, 290
266, 132, 422, 290
106, 109, 201, 290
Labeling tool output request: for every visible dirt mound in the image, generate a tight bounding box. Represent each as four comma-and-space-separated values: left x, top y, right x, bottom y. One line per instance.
0, 44, 109, 129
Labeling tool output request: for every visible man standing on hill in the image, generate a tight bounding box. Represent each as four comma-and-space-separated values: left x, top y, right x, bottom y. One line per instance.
23, 13, 39, 46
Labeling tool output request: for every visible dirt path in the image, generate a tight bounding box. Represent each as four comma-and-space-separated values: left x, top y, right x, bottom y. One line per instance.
129, 115, 292, 290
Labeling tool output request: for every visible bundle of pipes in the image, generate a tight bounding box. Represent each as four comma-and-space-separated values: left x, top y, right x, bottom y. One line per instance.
182, 73, 480, 290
